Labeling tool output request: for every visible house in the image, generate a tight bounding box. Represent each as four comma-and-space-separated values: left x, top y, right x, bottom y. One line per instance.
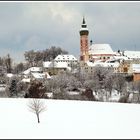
123, 51, 140, 59
22, 67, 51, 82
132, 64, 140, 81
6, 73, 14, 78
117, 60, 131, 74
43, 61, 71, 75
5, 73, 14, 82
23, 67, 43, 76
54, 54, 78, 71
21, 78, 30, 83
80, 60, 119, 74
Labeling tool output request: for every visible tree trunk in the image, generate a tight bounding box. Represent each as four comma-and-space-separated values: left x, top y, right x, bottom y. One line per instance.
37, 113, 40, 123
109, 90, 112, 97
105, 91, 108, 102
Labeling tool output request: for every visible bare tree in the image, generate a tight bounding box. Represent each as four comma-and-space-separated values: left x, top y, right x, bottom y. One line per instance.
28, 99, 46, 123
24, 50, 37, 67
113, 74, 126, 95
13, 62, 25, 74
132, 80, 140, 102
104, 74, 114, 100
43, 46, 68, 61
4, 54, 12, 73
24, 47, 68, 67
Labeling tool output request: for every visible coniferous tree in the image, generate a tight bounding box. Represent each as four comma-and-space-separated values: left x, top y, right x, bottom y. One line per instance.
26, 80, 46, 98
9, 79, 17, 97
5, 54, 12, 73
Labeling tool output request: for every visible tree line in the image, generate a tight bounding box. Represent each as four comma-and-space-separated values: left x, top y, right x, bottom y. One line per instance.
24, 46, 68, 67
1, 63, 140, 103
0, 46, 68, 75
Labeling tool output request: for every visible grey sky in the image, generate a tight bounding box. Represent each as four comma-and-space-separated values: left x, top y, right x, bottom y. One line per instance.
0, 2, 140, 63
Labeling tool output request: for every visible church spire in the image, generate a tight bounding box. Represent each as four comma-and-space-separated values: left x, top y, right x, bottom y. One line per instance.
80, 17, 89, 35
82, 17, 85, 24
81, 16, 87, 28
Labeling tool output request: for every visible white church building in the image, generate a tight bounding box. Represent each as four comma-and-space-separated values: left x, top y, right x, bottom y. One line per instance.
89, 44, 115, 62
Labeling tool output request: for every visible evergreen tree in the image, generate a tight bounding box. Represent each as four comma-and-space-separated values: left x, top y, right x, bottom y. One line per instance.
9, 79, 17, 97
26, 80, 46, 98
5, 54, 12, 73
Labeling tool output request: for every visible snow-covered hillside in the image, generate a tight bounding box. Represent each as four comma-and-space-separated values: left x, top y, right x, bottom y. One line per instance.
0, 98, 140, 139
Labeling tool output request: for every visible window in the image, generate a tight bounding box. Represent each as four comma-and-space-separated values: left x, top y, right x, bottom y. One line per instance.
124, 67, 128, 73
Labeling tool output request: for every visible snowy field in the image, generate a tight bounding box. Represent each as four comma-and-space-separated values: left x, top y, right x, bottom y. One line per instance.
0, 98, 140, 139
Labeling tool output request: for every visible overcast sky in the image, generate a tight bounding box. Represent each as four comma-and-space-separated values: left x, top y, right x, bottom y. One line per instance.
0, 2, 140, 63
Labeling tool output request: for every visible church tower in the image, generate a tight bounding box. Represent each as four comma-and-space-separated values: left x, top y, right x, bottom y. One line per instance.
79, 17, 89, 62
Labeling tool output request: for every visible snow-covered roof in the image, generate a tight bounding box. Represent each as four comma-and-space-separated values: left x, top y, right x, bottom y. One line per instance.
132, 64, 140, 73
89, 44, 115, 55
104, 56, 131, 64
23, 67, 42, 75
55, 55, 78, 61
86, 61, 119, 68
79, 28, 89, 31
43, 61, 51, 68
44, 72, 51, 79
22, 72, 51, 81
103, 62, 120, 68
6, 73, 14, 78
21, 78, 30, 83
23, 69, 30, 75
123, 51, 140, 59
31, 73, 45, 79
86, 61, 97, 67
43, 61, 70, 69
111, 55, 131, 61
